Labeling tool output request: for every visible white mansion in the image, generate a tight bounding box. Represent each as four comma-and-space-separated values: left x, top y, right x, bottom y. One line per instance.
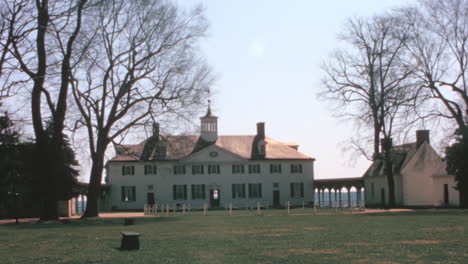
106, 106, 315, 210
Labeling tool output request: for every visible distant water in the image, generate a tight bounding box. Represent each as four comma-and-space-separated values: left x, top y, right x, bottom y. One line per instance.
76, 198, 87, 213
314, 191, 364, 207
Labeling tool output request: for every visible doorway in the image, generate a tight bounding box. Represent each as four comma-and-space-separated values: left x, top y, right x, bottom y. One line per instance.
273, 190, 280, 208
443, 184, 449, 205
147, 192, 155, 205
210, 189, 220, 208
381, 188, 386, 208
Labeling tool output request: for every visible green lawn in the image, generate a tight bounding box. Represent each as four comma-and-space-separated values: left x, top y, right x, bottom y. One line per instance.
1, 209, 468, 264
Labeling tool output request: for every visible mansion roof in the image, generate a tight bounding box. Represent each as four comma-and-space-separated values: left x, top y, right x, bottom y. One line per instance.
110, 135, 314, 162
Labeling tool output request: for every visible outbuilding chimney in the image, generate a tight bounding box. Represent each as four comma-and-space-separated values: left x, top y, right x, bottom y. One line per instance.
416, 130, 430, 148
153, 122, 160, 140
380, 137, 393, 153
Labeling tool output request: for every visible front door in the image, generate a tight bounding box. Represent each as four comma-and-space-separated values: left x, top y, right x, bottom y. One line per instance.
443, 184, 449, 205
147, 192, 155, 205
273, 190, 280, 208
381, 188, 386, 208
210, 189, 220, 208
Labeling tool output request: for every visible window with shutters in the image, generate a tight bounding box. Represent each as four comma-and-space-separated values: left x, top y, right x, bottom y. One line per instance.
232, 184, 246, 199
270, 164, 282, 174
192, 164, 204, 174
232, 164, 244, 174
144, 165, 157, 175
121, 166, 135, 176
173, 165, 186, 175
248, 183, 262, 198
121, 186, 136, 202
248, 164, 260, 174
290, 182, 304, 198
208, 164, 220, 174
173, 184, 187, 200
290, 164, 302, 174
191, 184, 206, 200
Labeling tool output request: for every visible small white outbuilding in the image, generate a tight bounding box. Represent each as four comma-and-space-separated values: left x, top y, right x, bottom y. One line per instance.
363, 130, 460, 207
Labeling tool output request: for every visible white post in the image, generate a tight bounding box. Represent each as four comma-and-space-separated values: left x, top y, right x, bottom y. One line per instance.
203, 203, 207, 216
183, 204, 186, 216
166, 204, 169, 216
155, 204, 158, 214
287, 201, 290, 214
302, 201, 305, 210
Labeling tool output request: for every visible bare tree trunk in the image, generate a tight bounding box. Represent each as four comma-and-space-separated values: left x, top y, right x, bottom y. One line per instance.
382, 137, 396, 208
82, 142, 107, 218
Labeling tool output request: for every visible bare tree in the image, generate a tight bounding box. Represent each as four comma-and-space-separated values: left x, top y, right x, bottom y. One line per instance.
400, 0, 468, 206
321, 14, 418, 207
2, 0, 89, 219
72, 0, 212, 217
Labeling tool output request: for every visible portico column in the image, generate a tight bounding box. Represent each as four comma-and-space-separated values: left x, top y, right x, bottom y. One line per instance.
338, 189, 342, 208
321, 189, 325, 208
317, 189, 321, 208
347, 187, 351, 208
334, 189, 338, 207
328, 190, 332, 208
356, 187, 361, 207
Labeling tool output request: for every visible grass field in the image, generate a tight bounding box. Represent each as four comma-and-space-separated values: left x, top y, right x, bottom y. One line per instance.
1, 209, 468, 264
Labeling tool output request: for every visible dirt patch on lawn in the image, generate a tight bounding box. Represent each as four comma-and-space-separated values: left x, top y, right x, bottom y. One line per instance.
304, 226, 325, 231
270, 228, 291, 232
343, 242, 371, 246
353, 259, 370, 263
225, 230, 257, 235
288, 249, 340, 255
398, 240, 443, 245
419, 227, 462, 232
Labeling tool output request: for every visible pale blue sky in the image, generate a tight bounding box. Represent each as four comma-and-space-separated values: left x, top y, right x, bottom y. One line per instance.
175, 0, 416, 179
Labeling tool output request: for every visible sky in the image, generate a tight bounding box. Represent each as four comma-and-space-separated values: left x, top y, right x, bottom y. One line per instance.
173, 0, 417, 179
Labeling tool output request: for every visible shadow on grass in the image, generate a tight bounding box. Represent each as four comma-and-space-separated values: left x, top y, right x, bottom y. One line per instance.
361, 208, 468, 217
1, 216, 180, 229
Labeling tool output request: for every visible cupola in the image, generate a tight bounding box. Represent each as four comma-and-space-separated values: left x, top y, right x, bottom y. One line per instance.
200, 100, 218, 142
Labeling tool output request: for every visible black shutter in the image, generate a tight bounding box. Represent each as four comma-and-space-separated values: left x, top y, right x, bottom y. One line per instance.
173, 185, 177, 200
300, 182, 304, 198
132, 186, 136, 201
183, 185, 187, 200
121, 186, 125, 201
259, 183, 262, 198
202, 185, 206, 199
279, 165, 282, 173
122, 166, 125, 176
232, 184, 235, 199
248, 184, 252, 198
270, 164, 273, 173
131, 166, 135, 175
299, 165, 302, 173
242, 184, 246, 198
191, 184, 195, 200
154, 165, 157, 174
290, 183, 294, 198
183, 166, 186, 174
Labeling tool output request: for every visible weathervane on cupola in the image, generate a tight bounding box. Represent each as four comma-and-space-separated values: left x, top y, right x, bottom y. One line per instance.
200, 99, 218, 142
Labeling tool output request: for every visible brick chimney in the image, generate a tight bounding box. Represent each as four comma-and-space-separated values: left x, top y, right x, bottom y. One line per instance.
380, 137, 393, 153
416, 130, 430, 148
153, 122, 160, 140
256, 122, 265, 139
